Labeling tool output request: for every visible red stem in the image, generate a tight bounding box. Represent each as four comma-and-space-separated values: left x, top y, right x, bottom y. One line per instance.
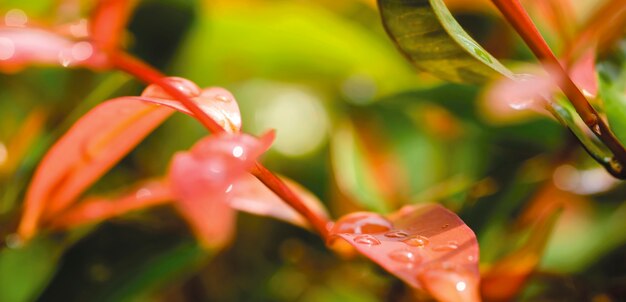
110, 52, 331, 239
489, 0, 626, 177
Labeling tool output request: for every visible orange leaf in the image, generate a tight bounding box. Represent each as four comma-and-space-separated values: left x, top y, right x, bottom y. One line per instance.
90, 0, 139, 51
328, 204, 480, 302
18, 77, 242, 242
49, 179, 173, 229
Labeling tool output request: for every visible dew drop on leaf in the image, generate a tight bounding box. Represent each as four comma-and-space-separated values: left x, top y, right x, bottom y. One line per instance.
384, 230, 409, 238
402, 235, 430, 247
388, 249, 420, 265
432, 241, 459, 252
331, 212, 392, 234
353, 234, 381, 246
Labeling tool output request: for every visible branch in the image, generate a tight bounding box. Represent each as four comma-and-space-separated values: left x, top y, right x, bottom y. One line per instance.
489, 0, 626, 178
110, 52, 331, 239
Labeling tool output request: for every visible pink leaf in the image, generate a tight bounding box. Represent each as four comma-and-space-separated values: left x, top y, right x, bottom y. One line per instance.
49, 179, 173, 229
0, 26, 108, 72
328, 204, 480, 302
229, 173, 329, 229
169, 132, 274, 248
568, 49, 598, 98
18, 77, 242, 241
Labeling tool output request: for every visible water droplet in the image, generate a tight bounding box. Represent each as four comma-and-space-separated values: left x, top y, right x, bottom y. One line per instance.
142, 77, 201, 99
0, 37, 15, 60
215, 94, 231, 102
353, 234, 381, 246
331, 212, 392, 234
432, 242, 459, 252
441, 224, 449, 229
389, 249, 420, 264
135, 188, 152, 199
71, 41, 93, 61
232, 146, 244, 158
402, 235, 429, 247
225, 184, 233, 193
592, 124, 601, 135
456, 281, 467, 292
467, 255, 476, 263
384, 230, 409, 239
58, 49, 72, 67
5, 9, 27, 27
5, 233, 23, 249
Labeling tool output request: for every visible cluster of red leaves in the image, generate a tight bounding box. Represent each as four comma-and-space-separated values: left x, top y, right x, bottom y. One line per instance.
15, 0, 618, 301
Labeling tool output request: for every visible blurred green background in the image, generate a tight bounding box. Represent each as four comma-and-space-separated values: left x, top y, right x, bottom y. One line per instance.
1, 0, 626, 301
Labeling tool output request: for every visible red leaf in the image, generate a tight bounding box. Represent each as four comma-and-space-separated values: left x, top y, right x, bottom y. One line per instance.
229, 173, 329, 229
18, 77, 242, 241
0, 26, 108, 72
169, 132, 274, 248
49, 179, 173, 229
328, 204, 480, 302
90, 0, 138, 51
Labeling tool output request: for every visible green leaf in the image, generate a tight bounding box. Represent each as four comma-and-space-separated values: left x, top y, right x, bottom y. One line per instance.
601, 80, 626, 146
0, 237, 62, 302
378, 0, 513, 83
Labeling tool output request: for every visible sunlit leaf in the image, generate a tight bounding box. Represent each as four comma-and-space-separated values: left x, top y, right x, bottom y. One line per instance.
18, 77, 242, 242
378, 0, 513, 83
328, 203, 480, 302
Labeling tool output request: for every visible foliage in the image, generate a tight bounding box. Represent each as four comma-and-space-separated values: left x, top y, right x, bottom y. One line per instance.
0, 0, 626, 301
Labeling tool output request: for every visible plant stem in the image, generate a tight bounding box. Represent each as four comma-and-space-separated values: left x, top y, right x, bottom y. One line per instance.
110, 52, 331, 239
489, 0, 626, 178
250, 163, 330, 239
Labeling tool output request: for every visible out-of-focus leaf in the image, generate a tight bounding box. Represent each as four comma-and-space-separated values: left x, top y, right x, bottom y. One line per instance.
0, 237, 62, 302
481, 187, 562, 302
97, 241, 209, 302
168, 132, 274, 249
331, 121, 390, 213
18, 77, 242, 242
328, 204, 480, 302
378, 0, 513, 84
175, 3, 419, 98
229, 173, 329, 229
90, 0, 138, 51
49, 179, 173, 229
0, 26, 108, 72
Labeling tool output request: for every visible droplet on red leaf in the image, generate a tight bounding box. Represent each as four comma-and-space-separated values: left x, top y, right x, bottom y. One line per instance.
135, 80, 242, 133
17, 78, 244, 242
330, 212, 393, 234
169, 132, 274, 249
328, 204, 479, 302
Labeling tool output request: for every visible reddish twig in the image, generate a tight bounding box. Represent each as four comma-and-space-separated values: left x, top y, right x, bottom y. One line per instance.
110, 52, 331, 239
489, 0, 626, 178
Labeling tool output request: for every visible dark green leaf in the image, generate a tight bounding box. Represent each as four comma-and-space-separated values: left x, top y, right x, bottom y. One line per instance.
378, 0, 513, 84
